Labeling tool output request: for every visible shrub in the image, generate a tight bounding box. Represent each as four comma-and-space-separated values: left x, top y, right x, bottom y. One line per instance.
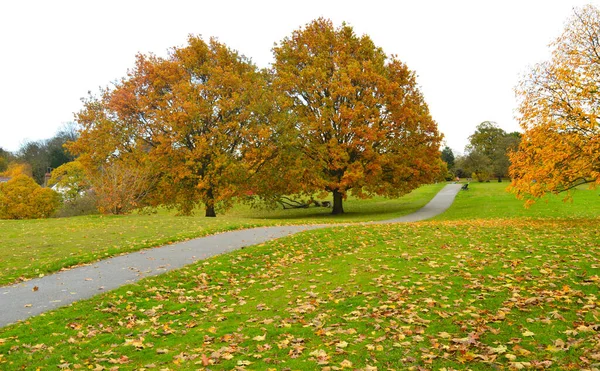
0, 175, 60, 219
54, 190, 99, 217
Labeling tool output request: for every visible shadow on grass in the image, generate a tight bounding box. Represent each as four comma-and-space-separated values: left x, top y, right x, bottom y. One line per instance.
246, 201, 418, 221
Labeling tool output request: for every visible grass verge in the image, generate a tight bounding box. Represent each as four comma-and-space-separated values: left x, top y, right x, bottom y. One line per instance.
1, 219, 598, 370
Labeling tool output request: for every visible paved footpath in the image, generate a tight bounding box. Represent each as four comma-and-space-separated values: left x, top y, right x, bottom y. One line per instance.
0, 184, 461, 328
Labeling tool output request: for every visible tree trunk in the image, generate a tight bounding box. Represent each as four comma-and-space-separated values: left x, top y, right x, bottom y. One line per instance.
205, 188, 216, 217
205, 205, 216, 217
332, 189, 344, 215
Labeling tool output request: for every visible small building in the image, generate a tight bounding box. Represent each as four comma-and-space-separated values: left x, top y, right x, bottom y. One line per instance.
0, 176, 11, 183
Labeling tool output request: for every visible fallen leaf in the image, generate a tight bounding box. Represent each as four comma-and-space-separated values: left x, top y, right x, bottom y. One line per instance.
340, 359, 353, 368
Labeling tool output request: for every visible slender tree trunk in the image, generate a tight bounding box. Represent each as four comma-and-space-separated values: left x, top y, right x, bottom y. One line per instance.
205, 188, 216, 217
332, 189, 344, 215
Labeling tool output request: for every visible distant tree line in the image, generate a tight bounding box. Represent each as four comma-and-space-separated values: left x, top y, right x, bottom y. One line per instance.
441, 121, 521, 182
0, 123, 77, 184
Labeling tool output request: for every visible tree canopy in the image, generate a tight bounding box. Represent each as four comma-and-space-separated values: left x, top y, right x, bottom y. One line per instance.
273, 18, 443, 214
441, 146, 455, 169
70, 36, 275, 216
465, 121, 520, 181
509, 5, 600, 202
67, 21, 445, 216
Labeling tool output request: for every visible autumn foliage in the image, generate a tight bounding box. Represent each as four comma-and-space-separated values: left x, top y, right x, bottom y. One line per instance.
70, 36, 274, 216
510, 5, 600, 203
70, 21, 442, 216
273, 19, 443, 214
93, 161, 156, 215
48, 161, 90, 202
0, 174, 60, 219
0, 162, 33, 179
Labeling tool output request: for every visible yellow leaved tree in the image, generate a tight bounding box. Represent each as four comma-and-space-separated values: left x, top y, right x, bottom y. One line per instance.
509, 5, 600, 204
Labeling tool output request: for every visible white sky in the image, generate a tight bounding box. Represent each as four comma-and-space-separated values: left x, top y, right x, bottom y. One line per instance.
0, 0, 597, 154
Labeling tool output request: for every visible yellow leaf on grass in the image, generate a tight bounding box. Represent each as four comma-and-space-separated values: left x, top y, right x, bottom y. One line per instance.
252, 334, 266, 341
489, 345, 507, 354
340, 359, 353, 368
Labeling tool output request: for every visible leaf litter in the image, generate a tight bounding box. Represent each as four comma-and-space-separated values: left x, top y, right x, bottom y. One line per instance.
0, 218, 598, 370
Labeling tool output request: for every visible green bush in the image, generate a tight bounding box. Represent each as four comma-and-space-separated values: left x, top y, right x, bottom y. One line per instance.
54, 191, 99, 217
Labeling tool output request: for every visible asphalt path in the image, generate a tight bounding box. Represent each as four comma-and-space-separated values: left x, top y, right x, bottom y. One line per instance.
0, 183, 461, 328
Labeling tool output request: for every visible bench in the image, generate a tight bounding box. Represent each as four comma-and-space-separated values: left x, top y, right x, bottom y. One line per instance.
461, 183, 469, 191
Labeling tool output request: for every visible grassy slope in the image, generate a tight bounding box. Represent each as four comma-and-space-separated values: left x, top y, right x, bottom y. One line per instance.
0, 183, 598, 370
0, 184, 444, 286
435, 181, 600, 220
0, 220, 598, 370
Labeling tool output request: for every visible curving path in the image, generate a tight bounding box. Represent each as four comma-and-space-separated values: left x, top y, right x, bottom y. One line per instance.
0, 184, 461, 328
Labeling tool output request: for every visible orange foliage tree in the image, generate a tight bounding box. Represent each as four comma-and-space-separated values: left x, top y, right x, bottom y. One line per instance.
92, 160, 157, 215
273, 19, 443, 214
0, 174, 60, 219
509, 5, 600, 203
70, 36, 276, 216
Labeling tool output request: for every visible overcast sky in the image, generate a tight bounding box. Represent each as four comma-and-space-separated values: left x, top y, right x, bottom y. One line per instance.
0, 0, 597, 154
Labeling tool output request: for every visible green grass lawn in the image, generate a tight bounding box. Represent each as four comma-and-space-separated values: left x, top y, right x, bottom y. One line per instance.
1, 182, 599, 370
0, 184, 445, 286
1, 219, 598, 370
436, 181, 600, 220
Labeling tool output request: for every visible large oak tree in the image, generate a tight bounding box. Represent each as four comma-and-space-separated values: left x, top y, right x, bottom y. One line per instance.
71, 36, 274, 216
510, 5, 600, 203
273, 19, 443, 214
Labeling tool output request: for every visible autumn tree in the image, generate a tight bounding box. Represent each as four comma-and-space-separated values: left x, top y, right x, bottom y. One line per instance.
510, 5, 600, 202
48, 160, 91, 203
92, 160, 157, 215
70, 36, 274, 216
48, 160, 100, 216
273, 19, 443, 214
0, 162, 33, 178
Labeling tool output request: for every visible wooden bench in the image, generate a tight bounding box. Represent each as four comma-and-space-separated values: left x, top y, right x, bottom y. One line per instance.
461, 183, 469, 191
